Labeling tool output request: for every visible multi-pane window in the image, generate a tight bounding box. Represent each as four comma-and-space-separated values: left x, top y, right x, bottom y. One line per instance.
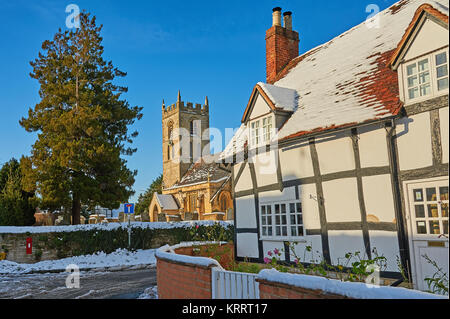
436, 51, 449, 91
274, 204, 288, 236
250, 121, 260, 146
404, 49, 449, 102
262, 116, 273, 143
261, 205, 273, 237
289, 202, 304, 237
413, 185, 448, 236
406, 58, 431, 100
260, 201, 304, 239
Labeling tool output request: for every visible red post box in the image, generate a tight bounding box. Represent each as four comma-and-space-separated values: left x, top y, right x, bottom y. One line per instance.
26, 237, 32, 255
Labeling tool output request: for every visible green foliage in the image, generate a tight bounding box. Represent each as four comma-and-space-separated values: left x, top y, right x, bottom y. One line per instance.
263, 242, 388, 284
20, 11, 143, 224
38, 223, 233, 258
34, 249, 43, 261
423, 254, 449, 295
189, 222, 234, 242
0, 158, 37, 226
135, 174, 163, 216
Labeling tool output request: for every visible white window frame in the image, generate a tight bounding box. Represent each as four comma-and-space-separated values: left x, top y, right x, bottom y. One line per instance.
401, 48, 449, 105
259, 199, 306, 241
250, 120, 260, 147
262, 115, 273, 143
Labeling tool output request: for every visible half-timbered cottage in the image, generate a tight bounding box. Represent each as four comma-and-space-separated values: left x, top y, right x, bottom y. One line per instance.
221, 0, 449, 290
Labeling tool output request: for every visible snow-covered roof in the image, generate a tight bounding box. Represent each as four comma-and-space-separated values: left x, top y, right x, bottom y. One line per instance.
257, 82, 298, 112
274, 0, 448, 141
223, 0, 449, 155
155, 193, 179, 210
167, 153, 231, 189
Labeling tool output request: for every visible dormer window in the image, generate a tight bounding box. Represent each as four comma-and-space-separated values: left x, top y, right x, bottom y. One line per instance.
436, 51, 449, 91
406, 58, 431, 99
250, 120, 260, 146
262, 116, 273, 142
403, 49, 449, 104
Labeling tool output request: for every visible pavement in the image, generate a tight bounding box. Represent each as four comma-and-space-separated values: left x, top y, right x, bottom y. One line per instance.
0, 268, 157, 299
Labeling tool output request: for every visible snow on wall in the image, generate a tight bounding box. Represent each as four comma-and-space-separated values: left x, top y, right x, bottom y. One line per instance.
257, 268, 448, 299
155, 242, 225, 269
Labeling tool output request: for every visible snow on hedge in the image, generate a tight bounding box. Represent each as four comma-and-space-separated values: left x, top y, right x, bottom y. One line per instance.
257, 269, 448, 299
0, 220, 233, 234
0, 248, 156, 275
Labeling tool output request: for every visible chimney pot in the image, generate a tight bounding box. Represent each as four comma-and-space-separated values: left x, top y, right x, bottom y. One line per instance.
272, 7, 282, 26
283, 11, 293, 30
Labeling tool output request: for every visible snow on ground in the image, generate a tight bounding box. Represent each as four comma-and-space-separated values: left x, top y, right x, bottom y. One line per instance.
138, 286, 158, 299
0, 220, 233, 234
0, 248, 156, 275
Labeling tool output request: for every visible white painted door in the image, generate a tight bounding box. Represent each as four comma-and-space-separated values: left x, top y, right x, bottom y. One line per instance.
405, 178, 449, 293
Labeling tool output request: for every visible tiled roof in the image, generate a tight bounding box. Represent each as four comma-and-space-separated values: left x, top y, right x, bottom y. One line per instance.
169, 154, 230, 189
223, 0, 448, 156
155, 193, 179, 210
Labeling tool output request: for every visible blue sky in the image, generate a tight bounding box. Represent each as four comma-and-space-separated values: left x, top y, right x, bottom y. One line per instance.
0, 0, 398, 203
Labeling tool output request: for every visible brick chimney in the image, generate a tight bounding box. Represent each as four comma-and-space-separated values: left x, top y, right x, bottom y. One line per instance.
266, 8, 299, 84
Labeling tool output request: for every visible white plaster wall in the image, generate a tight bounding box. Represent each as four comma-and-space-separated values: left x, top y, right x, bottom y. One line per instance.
280, 142, 315, 181
301, 183, 321, 230
253, 150, 279, 187
288, 236, 323, 264
358, 125, 389, 168
323, 178, 361, 223
362, 174, 396, 223
440, 107, 449, 164
235, 195, 257, 229
369, 231, 401, 272
259, 187, 296, 204
236, 233, 259, 258
404, 19, 449, 61
396, 113, 433, 171
262, 241, 286, 261
328, 230, 366, 265
249, 94, 270, 120
234, 164, 253, 192
315, 134, 355, 175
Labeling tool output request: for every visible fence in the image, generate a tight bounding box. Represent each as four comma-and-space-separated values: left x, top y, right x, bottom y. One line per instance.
211, 267, 260, 299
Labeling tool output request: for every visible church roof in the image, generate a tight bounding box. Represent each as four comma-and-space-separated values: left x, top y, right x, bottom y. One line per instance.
167, 154, 231, 189
154, 193, 179, 210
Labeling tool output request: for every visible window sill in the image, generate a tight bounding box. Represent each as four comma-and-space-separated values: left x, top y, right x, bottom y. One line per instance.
259, 237, 308, 243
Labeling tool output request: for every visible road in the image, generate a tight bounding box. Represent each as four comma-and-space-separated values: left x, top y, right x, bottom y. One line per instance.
0, 268, 157, 299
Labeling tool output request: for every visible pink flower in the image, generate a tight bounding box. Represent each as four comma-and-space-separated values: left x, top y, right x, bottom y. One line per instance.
264, 257, 271, 264
196, 225, 199, 229
273, 248, 280, 255
267, 251, 273, 256
294, 258, 299, 265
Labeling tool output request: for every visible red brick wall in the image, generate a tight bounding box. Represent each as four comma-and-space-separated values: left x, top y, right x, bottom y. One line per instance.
266, 25, 299, 84
157, 258, 213, 299
258, 280, 350, 299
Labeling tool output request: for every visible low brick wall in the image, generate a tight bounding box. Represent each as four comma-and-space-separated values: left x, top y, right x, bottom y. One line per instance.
258, 279, 348, 299
157, 258, 213, 299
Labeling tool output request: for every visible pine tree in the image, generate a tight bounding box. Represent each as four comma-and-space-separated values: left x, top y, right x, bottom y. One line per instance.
20, 12, 143, 225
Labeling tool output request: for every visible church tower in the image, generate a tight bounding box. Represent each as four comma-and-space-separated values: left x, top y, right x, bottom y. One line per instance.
161, 91, 210, 189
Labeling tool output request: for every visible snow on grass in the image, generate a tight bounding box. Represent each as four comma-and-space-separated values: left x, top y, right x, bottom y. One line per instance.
0, 220, 233, 234
257, 268, 448, 299
0, 248, 156, 275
